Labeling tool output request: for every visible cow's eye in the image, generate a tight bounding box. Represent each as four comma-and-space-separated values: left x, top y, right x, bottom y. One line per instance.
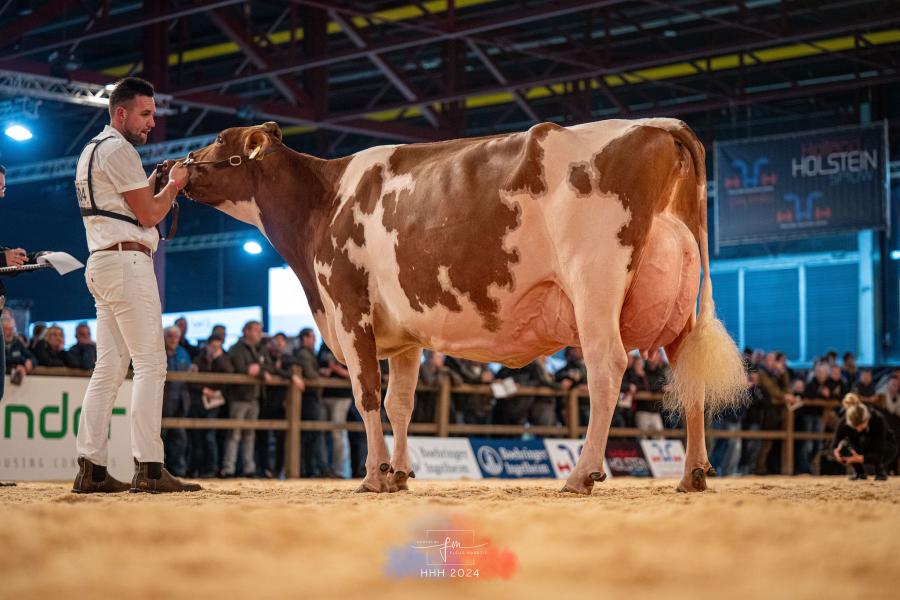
216, 137, 223, 144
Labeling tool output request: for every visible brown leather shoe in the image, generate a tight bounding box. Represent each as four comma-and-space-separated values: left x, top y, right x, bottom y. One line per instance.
131, 460, 202, 493
71, 457, 130, 494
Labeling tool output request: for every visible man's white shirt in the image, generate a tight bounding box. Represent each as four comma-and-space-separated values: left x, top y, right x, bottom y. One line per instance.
75, 125, 159, 252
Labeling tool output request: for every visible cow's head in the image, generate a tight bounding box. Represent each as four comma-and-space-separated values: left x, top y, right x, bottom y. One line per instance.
161, 121, 283, 206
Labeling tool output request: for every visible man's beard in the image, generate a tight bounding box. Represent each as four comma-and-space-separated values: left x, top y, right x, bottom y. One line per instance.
123, 129, 147, 146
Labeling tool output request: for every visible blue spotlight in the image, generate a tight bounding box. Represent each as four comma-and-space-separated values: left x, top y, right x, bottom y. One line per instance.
243, 240, 263, 255
4, 124, 33, 141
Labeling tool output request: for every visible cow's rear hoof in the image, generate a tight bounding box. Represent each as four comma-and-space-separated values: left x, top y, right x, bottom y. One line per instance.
706, 466, 718, 477
560, 485, 592, 495
675, 467, 708, 493
354, 484, 379, 493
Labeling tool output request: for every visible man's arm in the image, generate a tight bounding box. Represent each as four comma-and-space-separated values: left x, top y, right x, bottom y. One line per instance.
122, 165, 186, 228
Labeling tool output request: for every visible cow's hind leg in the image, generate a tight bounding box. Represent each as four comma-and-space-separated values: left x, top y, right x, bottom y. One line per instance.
562, 295, 629, 495
664, 316, 722, 493
384, 347, 422, 491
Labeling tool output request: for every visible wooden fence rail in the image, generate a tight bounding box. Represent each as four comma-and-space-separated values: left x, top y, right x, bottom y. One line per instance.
28, 366, 861, 478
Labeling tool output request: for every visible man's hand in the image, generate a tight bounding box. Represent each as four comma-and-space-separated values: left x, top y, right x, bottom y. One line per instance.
262, 371, 272, 384
847, 449, 864, 464
168, 162, 188, 190
247, 363, 261, 377
24, 359, 33, 372
560, 379, 573, 392
480, 370, 494, 383
3, 248, 27, 267
292, 374, 306, 392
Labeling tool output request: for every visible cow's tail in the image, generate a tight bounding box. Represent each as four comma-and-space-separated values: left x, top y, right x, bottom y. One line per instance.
658, 120, 747, 420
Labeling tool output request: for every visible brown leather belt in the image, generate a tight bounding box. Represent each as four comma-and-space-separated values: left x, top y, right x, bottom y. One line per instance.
92, 242, 152, 257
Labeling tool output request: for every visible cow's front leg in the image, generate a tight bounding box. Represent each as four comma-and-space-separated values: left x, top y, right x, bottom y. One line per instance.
335, 327, 396, 493
384, 348, 422, 491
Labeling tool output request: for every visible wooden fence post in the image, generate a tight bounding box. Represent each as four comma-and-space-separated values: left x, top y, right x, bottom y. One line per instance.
566, 389, 580, 438
285, 383, 301, 479
437, 376, 451, 438
781, 405, 795, 475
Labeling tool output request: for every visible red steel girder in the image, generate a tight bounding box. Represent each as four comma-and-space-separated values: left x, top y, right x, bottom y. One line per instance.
319, 12, 900, 126
0, 0, 82, 51
208, 8, 316, 111
174, 0, 630, 95
0, 58, 440, 143
2, 0, 247, 60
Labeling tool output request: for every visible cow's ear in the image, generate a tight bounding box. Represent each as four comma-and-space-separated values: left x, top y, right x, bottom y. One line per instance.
243, 130, 271, 160
262, 121, 283, 141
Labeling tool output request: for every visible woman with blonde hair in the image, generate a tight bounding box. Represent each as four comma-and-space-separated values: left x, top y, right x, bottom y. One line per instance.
832, 393, 897, 480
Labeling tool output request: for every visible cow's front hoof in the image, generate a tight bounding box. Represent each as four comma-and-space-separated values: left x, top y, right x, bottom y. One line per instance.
392, 470, 414, 491
355, 463, 398, 493
676, 467, 708, 493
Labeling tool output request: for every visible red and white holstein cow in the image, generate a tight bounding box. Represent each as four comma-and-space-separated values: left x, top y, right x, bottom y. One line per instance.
166, 118, 745, 494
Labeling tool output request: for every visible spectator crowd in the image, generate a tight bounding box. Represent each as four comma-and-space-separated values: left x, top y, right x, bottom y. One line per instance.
4, 304, 899, 479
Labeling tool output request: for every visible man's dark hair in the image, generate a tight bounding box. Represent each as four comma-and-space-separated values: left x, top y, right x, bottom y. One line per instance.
0, 164, 6, 175
242, 320, 261, 332
274, 332, 288, 340
207, 334, 224, 344
299, 328, 314, 339
108, 77, 155, 118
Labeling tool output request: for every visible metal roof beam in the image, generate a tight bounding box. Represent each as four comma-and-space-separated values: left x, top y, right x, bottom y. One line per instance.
175, 0, 629, 95
329, 9, 443, 128
0, 59, 439, 143
0, 0, 82, 51
2, 0, 247, 60
208, 9, 315, 110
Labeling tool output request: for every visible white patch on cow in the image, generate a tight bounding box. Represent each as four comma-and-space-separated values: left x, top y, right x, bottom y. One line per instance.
330, 146, 400, 224
217, 197, 271, 242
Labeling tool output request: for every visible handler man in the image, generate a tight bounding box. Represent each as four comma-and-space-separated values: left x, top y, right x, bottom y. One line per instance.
71, 77, 199, 493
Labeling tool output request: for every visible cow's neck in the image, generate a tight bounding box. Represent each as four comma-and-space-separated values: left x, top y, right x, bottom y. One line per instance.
251, 148, 350, 315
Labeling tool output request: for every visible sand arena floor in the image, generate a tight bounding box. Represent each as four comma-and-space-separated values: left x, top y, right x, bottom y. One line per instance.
1, 476, 898, 599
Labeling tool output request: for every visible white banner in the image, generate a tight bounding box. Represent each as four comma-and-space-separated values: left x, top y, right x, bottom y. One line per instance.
384, 435, 483, 480
1, 376, 133, 481
639, 439, 686, 479
543, 438, 612, 480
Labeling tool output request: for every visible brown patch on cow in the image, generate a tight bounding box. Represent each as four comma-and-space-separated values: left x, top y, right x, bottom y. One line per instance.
505, 122, 562, 196
567, 162, 592, 197
382, 124, 560, 331
664, 125, 706, 241
592, 126, 683, 270
314, 164, 387, 411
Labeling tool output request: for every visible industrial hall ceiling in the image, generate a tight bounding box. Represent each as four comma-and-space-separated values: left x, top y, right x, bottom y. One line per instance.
0, 0, 898, 174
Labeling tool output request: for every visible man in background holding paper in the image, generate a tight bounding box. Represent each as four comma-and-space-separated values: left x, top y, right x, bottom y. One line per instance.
0, 163, 32, 402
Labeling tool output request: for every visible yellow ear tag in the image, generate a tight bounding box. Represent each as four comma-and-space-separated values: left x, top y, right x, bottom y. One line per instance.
249, 146, 262, 160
